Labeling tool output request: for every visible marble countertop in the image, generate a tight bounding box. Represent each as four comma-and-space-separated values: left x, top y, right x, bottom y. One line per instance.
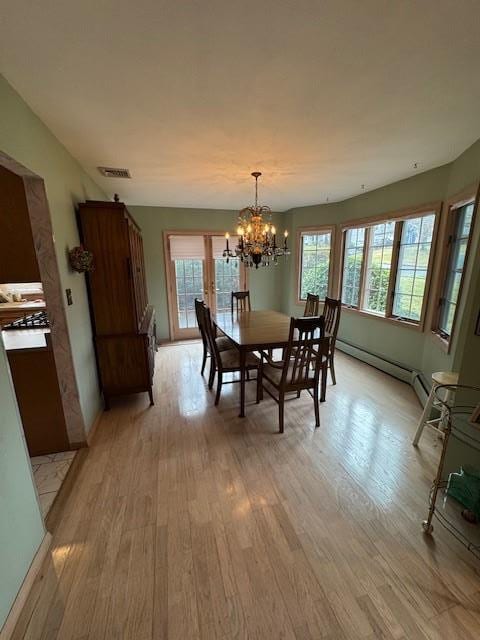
2, 328, 50, 351
0, 300, 46, 310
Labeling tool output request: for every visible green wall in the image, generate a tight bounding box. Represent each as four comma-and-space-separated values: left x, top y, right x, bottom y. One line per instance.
130, 206, 289, 340
0, 75, 106, 431
0, 75, 105, 630
0, 341, 45, 628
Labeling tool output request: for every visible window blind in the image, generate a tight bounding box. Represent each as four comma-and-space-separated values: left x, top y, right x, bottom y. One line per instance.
169, 235, 205, 260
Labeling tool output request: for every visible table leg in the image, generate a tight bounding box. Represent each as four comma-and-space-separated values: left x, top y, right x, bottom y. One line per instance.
239, 347, 246, 418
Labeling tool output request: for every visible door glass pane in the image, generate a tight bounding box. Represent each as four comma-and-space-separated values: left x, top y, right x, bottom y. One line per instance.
215, 257, 240, 313
174, 259, 204, 328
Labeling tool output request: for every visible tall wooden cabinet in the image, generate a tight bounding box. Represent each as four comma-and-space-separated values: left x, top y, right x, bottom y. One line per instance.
78, 200, 155, 408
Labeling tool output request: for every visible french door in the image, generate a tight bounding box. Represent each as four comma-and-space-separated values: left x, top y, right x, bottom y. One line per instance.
165, 232, 246, 340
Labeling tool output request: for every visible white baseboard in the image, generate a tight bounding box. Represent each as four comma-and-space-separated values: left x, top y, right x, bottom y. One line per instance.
336, 339, 428, 407
0, 532, 52, 640
336, 339, 413, 383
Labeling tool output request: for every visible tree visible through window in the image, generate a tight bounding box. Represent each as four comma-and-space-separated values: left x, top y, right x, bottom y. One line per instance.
299, 231, 332, 300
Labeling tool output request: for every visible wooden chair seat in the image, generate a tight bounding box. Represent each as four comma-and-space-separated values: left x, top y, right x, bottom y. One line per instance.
216, 336, 234, 352
262, 355, 327, 388
217, 349, 260, 371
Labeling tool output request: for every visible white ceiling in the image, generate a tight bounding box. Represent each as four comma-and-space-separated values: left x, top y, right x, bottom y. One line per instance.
1, 1, 480, 211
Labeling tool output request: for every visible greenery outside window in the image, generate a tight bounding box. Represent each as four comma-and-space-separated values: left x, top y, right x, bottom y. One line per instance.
298, 228, 333, 301
340, 209, 437, 326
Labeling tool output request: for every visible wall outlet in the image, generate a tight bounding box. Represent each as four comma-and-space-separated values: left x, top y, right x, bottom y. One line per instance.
66, 288, 73, 306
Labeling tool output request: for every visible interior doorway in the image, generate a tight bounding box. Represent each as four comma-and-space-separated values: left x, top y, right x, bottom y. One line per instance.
0, 150, 86, 522
164, 232, 247, 340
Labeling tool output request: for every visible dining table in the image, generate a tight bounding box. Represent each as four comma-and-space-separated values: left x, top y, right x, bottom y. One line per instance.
214, 309, 329, 418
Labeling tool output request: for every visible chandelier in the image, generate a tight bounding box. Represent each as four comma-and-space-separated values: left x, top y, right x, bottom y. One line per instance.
224, 171, 289, 268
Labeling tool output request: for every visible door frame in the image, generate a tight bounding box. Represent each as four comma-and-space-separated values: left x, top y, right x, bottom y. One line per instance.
163, 230, 247, 341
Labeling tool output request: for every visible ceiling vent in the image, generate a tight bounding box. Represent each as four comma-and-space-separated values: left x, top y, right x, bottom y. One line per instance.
97, 166, 131, 179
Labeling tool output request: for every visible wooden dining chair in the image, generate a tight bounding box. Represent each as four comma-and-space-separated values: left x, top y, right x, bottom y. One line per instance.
322, 297, 341, 385
231, 290, 251, 313
303, 293, 319, 317
257, 316, 329, 433
203, 304, 260, 405
195, 298, 233, 381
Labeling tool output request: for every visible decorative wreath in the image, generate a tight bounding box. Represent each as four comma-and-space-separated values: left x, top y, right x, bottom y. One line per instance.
69, 245, 94, 273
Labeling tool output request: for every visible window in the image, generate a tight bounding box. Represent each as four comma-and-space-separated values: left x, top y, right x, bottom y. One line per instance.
437, 202, 475, 339
298, 229, 333, 300
341, 228, 365, 307
393, 214, 435, 321
340, 209, 437, 326
363, 221, 395, 314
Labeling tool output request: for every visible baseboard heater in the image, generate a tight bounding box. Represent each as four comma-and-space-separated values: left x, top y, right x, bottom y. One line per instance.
336, 338, 430, 407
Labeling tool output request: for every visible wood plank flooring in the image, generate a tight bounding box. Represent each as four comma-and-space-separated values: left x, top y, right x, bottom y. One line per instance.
12, 344, 480, 639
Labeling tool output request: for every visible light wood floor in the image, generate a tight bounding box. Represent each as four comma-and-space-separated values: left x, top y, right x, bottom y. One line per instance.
13, 344, 480, 639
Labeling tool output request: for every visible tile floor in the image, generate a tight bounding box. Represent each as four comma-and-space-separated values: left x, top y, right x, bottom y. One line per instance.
30, 451, 76, 517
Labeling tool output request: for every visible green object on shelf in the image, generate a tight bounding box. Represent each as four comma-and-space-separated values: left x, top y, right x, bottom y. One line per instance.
447, 465, 480, 519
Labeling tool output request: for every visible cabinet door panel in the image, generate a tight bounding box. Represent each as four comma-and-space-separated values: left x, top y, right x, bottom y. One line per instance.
128, 223, 148, 327
8, 349, 69, 455
80, 208, 136, 334
0, 167, 41, 282
96, 335, 148, 393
